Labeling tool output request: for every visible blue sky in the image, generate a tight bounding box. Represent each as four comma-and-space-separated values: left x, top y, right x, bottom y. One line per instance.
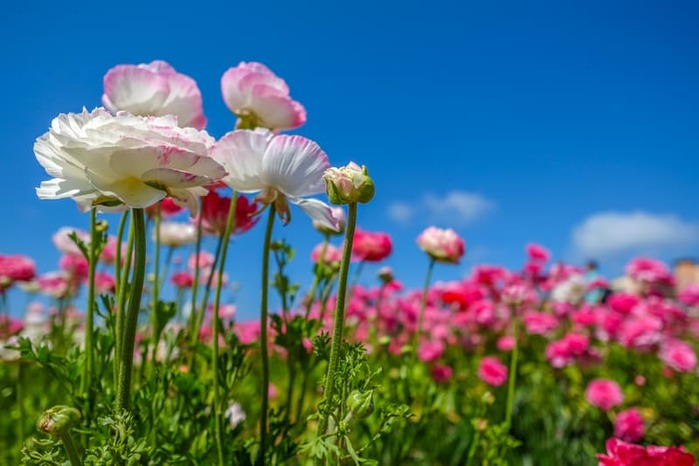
2, 0, 698, 319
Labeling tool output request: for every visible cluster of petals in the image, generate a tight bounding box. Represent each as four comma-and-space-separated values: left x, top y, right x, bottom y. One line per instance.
0, 254, 36, 291
526, 243, 551, 262
102, 60, 207, 129
146, 198, 185, 218
597, 438, 695, 466
35, 109, 226, 213
478, 356, 508, 387
198, 190, 259, 236
209, 129, 338, 231
157, 222, 198, 248
546, 333, 600, 368
416, 227, 466, 264
221, 62, 306, 131
311, 243, 342, 265
352, 228, 392, 262
626, 257, 674, 286
613, 408, 645, 443
659, 339, 697, 373
585, 378, 624, 411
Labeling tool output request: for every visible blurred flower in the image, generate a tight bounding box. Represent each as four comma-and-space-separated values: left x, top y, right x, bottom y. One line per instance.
431, 365, 453, 384
678, 284, 699, 307
224, 402, 246, 429
59, 255, 89, 282
188, 251, 215, 270
171, 271, 194, 289
311, 243, 342, 265
94, 272, 116, 294
416, 227, 465, 264
478, 356, 508, 387
660, 340, 697, 373
597, 438, 695, 466
417, 340, 445, 363
158, 222, 198, 248
52, 227, 89, 257
221, 62, 306, 130
198, 190, 259, 236
0, 254, 36, 291
585, 379, 623, 411
551, 274, 587, 305
614, 408, 645, 443
210, 129, 338, 231
626, 257, 673, 285
102, 60, 206, 129
497, 335, 516, 352
352, 228, 392, 262
34, 108, 225, 214
526, 243, 551, 262
145, 198, 185, 219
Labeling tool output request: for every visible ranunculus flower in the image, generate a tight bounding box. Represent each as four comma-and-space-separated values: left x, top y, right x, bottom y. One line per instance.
417, 340, 445, 363
35, 109, 226, 214
597, 438, 695, 466
102, 60, 207, 129
209, 129, 338, 231
626, 257, 673, 285
157, 222, 198, 248
311, 243, 342, 265
352, 228, 392, 262
679, 284, 699, 307
145, 198, 185, 219
52, 227, 90, 257
94, 272, 116, 294
188, 251, 216, 270
585, 379, 623, 411
526, 243, 551, 262
478, 356, 508, 387
198, 190, 259, 236
224, 402, 246, 429
614, 408, 645, 443
660, 340, 697, 373
220, 62, 306, 131
416, 227, 465, 264
0, 254, 36, 291
171, 271, 194, 289
59, 255, 89, 282
324, 162, 375, 205
431, 364, 453, 384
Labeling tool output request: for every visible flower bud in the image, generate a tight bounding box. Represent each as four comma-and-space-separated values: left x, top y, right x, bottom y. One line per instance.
378, 266, 394, 284
37, 405, 81, 438
346, 390, 374, 420
324, 162, 375, 205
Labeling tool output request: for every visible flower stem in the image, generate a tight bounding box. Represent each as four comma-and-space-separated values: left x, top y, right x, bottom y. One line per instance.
59, 431, 83, 466
414, 258, 436, 354
258, 205, 276, 466
116, 208, 146, 412
212, 191, 238, 466
115, 214, 135, 385
150, 203, 162, 365
504, 318, 519, 429
81, 208, 98, 402
113, 210, 129, 385
187, 206, 204, 347
317, 203, 358, 438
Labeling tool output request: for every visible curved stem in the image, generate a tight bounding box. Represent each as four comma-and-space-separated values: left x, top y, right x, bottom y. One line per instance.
212, 191, 238, 466
317, 203, 358, 438
258, 205, 276, 466
81, 209, 98, 400
116, 208, 146, 412
414, 258, 436, 354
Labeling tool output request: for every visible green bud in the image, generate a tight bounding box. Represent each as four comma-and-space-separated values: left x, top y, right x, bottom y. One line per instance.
347, 390, 374, 420
37, 406, 81, 438
324, 162, 375, 205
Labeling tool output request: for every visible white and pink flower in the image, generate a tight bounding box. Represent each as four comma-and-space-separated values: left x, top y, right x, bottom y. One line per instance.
416, 227, 465, 264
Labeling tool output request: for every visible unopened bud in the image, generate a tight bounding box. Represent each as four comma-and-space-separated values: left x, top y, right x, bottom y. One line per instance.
324, 162, 375, 205
37, 406, 81, 438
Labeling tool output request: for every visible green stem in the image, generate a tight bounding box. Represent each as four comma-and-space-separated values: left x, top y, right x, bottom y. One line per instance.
187, 206, 204, 347
414, 258, 436, 354
150, 204, 162, 365
304, 235, 330, 320
212, 191, 238, 466
504, 318, 519, 429
113, 210, 129, 386
59, 431, 83, 466
258, 205, 276, 466
115, 215, 135, 386
116, 208, 146, 412
317, 203, 358, 438
17, 362, 25, 447
81, 209, 98, 401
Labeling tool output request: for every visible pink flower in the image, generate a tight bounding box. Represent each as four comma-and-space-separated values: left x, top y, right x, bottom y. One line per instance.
478, 356, 508, 387
311, 243, 342, 265
523, 311, 558, 335
102, 60, 206, 129
660, 340, 697, 373
352, 228, 392, 262
171, 271, 194, 289
146, 198, 185, 218
431, 365, 453, 384
188, 251, 216, 270
94, 272, 116, 294
37, 272, 75, 299
608, 293, 640, 315
626, 257, 673, 285
198, 190, 259, 236
585, 379, 623, 411
52, 227, 90, 257
597, 438, 695, 466
416, 227, 466, 264
417, 340, 445, 363
221, 62, 306, 131
679, 284, 699, 307
614, 408, 645, 443
0, 254, 36, 291
526, 243, 551, 262
497, 336, 515, 352
59, 255, 89, 282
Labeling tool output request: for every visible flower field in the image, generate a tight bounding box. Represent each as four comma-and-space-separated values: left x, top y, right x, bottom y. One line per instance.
1, 60, 697, 465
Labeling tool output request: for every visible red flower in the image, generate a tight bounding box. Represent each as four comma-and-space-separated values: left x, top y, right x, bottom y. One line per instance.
352, 228, 392, 262
598, 438, 695, 466
198, 191, 259, 236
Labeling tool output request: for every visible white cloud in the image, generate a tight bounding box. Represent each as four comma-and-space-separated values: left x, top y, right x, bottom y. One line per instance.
571, 211, 699, 258
387, 190, 495, 226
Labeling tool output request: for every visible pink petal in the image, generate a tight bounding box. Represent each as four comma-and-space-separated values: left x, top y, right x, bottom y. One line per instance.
210, 129, 272, 192
261, 135, 328, 198
141, 168, 215, 188
102, 65, 170, 115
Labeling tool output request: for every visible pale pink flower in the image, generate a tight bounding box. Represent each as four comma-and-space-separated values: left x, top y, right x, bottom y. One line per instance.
188, 251, 216, 270
52, 227, 90, 257
478, 356, 508, 387
35, 109, 225, 214
224, 402, 246, 429
311, 243, 342, 265
497, 336, 516, 352
660, 340, 697, 373
210, 129, 339, 231
526, 243, 551, 262
158, 222, 198, 248
352, 228, 392, 262
59, 255, 89, 282
523, 311, 558, 335
585, 379, 623, 411
221, 62, 306, 130
102, 60, 206, 129
37, 272, 74, 299
324, 161, 375, 205
614, 408, 645, 443
94, 272, 116, 294
416, 227, 465, 264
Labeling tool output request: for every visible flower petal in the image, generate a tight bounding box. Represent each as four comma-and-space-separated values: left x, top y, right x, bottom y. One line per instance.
142, 167, 216, 188
261, 135, 328, 198
290, 197, 340, 231
102, 65, 169, 115
86, 170, 166, 208
210, 129, 272, 192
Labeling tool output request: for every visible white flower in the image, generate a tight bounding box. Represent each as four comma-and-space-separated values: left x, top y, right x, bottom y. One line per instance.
209, 129, 339, 231
34, 108, 226, 214
156, 222, 197, 248
224, 402, 246, 429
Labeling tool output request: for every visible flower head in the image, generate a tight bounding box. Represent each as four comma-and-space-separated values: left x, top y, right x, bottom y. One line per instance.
352, 228, 392, 262
198, 190, 259, 236
586, 378, 623, 411
416, 227, 465, 264
157, 222, 198, 248
614, 408, 645, 443
221, 62, 306, 130
478, 356, 508, 387
323, 162, 375, 205
209, 129, 339, 231
597, 438, 695, 466
34, 108, 226, 214
0, 255, 36, 292
103, 60, 206, 129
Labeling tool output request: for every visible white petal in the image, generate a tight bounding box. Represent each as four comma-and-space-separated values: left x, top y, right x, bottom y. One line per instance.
102, 65, 169, 115
86, 170, 166, 208
290, 197, 340, 232
141, 168, 215, 188
261, 135, 328, 198
210, 129, 272, 192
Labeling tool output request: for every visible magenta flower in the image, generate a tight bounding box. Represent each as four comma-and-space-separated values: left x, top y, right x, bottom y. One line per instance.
431, 365, 453, 384
103, 60, 206, 129
585, 379, 623, 411
614, 408, 645, 443
0, 254, 36, 291
679, 284, 699, 307
478, 356, 508, 387
660, 340, 697, 373
352, 228, 393, 262
526, 243, 551, 262
597, 438, 695, 466
626, 257, 673, 285
221, 62, 306, 131
171, 271, 194, 289
416, 227, 466, 264
198, 190, 259, 236
417, 340, 445, 363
